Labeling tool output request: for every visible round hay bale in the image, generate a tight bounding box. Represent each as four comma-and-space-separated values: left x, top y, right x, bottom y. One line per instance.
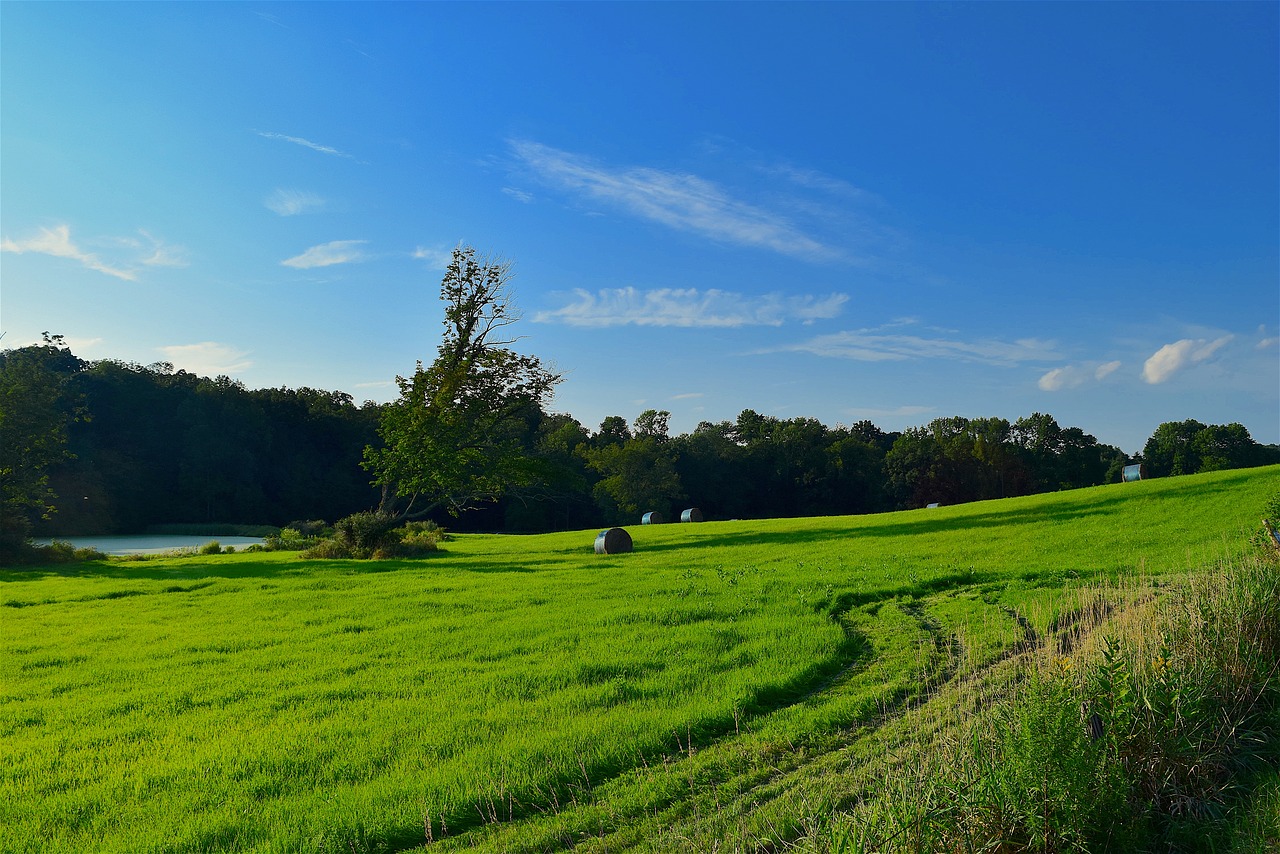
594, 527, 633, 554
641, 511, 665, 525
680, 508, 704, 523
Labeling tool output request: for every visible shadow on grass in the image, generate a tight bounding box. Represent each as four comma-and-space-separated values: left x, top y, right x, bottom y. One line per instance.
0, 550, 459, 584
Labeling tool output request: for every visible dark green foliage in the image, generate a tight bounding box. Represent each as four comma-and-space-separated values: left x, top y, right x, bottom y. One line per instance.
581, 411, 685, 524
11, 354, 381, 536
0, 335, 85, 528
331, 511, 401, 558
1142, 419, 1278, 478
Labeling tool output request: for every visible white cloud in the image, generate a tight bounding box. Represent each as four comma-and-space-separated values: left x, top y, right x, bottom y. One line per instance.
1258, 337, 1278, 350
265, 189, 325, 216
412, 246, 452, 270
782, 325, 1058, 366
1094, 360, 1122, 380
282, 240, 368, 269
1038, 367, 1078, 391
502, 187, 534, 204
534, 287, 848, 328
158, 342, 252, 376
1, 224, 137, 280
670, 392, 705, 400
510, 140, 840, 260
1038, 359, 1123, 391
1141, 335, 1233, 384
258, 131, 354, 159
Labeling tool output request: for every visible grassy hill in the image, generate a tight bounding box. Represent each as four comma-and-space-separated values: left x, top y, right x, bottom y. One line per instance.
2, 466, 1277, 853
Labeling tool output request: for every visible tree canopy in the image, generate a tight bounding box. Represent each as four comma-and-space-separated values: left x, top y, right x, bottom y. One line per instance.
362, 246, 563, 517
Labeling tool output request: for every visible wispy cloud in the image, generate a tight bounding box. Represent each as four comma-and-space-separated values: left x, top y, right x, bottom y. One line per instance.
780, 322, 1058, 366
282, 240, 368, 269
158, 342, 252, 376
762, 162, 872, 201
258, 131, 355, 159
265, 189, 325, 216
2, 224, 134, 280
115, 229, 189, 268
1142, 336, 1233, 384
670, 392, 705, 400
502, 187, 534, 204
510, 140, 840, 260
534, 287, 849, 328
1038, 359, 1122, 391
412, 246, 453, 270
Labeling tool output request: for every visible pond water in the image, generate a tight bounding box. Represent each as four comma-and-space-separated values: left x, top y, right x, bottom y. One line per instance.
34, 535, 267, 555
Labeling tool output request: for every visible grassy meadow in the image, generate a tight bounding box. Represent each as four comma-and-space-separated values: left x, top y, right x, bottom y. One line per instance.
2, 466, 1278, 853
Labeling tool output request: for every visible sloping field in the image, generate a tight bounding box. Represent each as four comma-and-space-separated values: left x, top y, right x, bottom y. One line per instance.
2, 466, 1277, 853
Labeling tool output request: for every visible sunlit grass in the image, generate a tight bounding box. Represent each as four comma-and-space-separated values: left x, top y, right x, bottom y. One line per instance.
1, 466, 1275, 853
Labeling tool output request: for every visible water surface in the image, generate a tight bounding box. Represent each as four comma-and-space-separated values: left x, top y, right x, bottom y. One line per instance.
35, 535, 266, 555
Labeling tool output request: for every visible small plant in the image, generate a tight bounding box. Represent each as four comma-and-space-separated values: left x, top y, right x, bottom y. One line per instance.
199, 540, 223, 555
265, 527, 326, 551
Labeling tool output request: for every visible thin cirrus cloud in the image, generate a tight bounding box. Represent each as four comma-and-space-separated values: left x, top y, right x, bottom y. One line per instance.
412, 246, 453, 270
257, 131, 355, 160
265, 189, 325, 216
778, 324, 1059, 367
0, 223, 187, 280
1141, 336, 1233, 384
533, 287, 849, 328
1038, 360, 1122, 392
157, 342, 252, 376
281, 240, 368, 269
509, 139, 840, 261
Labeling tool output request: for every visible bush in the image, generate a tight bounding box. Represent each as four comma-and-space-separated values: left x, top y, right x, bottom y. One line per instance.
199, 540, 222, 555
284, 519, 329, 537
264, 527, 326, 552
14, 539, 109, 565
300, 514, 447, 560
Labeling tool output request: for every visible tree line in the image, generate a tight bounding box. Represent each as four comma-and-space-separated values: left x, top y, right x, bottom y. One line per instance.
4, 249, 1276, 551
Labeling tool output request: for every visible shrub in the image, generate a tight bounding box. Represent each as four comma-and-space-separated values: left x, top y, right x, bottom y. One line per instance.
302, 511, 401, 560
284, 519, 328, 538
299, 515, 447, 560
264, 527, 325, 551
398, 520, 448, 554
199, 540, 222, 555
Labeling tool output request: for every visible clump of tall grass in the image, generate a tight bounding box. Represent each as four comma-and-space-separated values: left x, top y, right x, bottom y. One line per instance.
828, 528, 1280, 851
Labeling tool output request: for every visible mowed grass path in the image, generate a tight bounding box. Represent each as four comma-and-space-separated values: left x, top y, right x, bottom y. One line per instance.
2, 467, 1276, 853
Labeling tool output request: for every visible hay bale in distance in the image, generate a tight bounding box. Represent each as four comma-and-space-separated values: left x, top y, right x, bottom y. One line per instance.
594, 527, 633, 554
680, 508, 704, 523
641, 511, 665, 525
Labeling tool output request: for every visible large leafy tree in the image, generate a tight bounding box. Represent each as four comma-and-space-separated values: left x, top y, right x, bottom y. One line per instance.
0, 334, 85, 554
363, 247, 562, 517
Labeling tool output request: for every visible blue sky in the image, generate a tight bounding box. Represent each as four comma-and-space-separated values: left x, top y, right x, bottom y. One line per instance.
3, 2, 1276, 454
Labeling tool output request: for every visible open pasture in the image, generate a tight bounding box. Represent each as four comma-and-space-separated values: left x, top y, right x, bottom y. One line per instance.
2, 467, 1276, 853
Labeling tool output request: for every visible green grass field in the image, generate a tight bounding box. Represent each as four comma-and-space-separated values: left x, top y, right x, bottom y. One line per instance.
3, 466, 1277, 853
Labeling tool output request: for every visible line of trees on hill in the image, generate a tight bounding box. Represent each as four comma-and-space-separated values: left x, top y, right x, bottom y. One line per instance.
3, 334, 1276, 546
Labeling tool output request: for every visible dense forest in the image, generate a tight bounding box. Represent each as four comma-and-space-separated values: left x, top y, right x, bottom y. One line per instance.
4, 334, 1276, 545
